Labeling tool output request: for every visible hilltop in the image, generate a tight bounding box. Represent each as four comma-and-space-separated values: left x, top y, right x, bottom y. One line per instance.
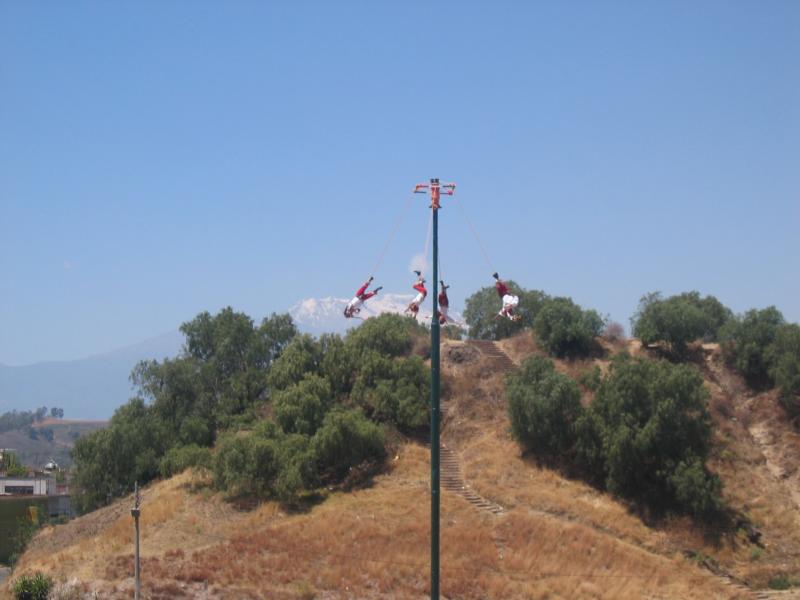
6, 332, 800, 598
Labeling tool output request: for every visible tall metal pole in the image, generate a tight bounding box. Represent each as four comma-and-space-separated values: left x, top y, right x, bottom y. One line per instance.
414, 178, 454, 600
430, 196, 440, 600
131, 481, 141, 600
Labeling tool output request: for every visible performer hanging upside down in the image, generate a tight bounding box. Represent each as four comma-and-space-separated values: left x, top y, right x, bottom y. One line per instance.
438, 281, 450, 325
344, 276, 382, 318
405, 271, 427, 319
493, 272, 521, 321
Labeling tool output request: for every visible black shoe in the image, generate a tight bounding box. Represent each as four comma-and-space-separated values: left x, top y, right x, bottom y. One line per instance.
414, 270, 421, 276
492, 272, 499, 280
375, 286, 383, 293
368, 275, 374, 282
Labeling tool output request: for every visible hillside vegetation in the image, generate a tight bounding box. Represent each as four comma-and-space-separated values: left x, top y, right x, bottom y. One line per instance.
6, 289, 800, 598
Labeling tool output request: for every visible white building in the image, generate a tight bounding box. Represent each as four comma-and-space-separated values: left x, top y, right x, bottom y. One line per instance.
0, 476, 52, 496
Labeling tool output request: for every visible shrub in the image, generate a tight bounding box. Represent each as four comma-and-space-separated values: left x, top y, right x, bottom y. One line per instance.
267, 335, 322, 390
12, 572, 53, 600
719, 306, 785, 384
159, 444, 213, 478
603, 321, 625, 342
273, 374, 333, 436
351, 355, 429, 431
312, 409, 386, 481
631, 292, 718, 355
212, 430, 317, 501
768, 323, 800, 415
346, 313, 417, 358
533, 297, 603, 358
580, 355, 721, 516
768, 575, 791, 590
319, 334, 358, 396
506, 356, 583, 458
578, 365, 602, 392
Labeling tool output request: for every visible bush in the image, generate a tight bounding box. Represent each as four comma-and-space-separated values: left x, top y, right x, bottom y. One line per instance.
533, 297, 603, 358
12, 572, 53, 600
719, 306, 784, 384
273, 374, 333, 435
603, 321, 625, 342
463, 283, 549, 340
267, 335, 322, 390
346, 313, 418, 358
212, 430, 316, 501
631, 292, 728, 355
350, 353, 429, 431
768, 324, 800, 415
506, 356, 583, 458
580, 355, 721, 516
312, 409, 386, 481
159, 444, 213, 477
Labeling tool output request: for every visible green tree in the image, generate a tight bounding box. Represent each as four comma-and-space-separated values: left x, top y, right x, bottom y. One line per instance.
768, 323, 800, 415
631, 292, 712, 355
1, 451, 28, 476
267, 335, 322, 390
346, 313, 419, 358
351, 354, 429, 431
719, 306, 785, 384
581, 355, 720, 516
463, 283, 549, 340
71, 398, 169, 512
676, 291, 733, 340
273, 374, 333, 435
159, 444, 213, 477
506, 355, 583, 458
312, 408, 386, 481
533, 297, 603, 358
319, 334, 358, 396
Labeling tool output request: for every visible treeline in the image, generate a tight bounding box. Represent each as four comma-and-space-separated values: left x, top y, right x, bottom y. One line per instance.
465, 285, 798, 410
630, 292, 799, 408
0, 407, 64, 433
72, 310, 429, 511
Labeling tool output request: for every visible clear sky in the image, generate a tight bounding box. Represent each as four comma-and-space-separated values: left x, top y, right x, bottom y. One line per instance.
1, 1, 798, 366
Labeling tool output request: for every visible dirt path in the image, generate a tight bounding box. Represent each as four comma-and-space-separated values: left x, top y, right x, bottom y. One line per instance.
749, 421, 800, 519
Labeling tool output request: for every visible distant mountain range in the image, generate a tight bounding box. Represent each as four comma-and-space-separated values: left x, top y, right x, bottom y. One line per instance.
0, 331, 184, 420
0, 298, 462, 419
289, 293, 462, 334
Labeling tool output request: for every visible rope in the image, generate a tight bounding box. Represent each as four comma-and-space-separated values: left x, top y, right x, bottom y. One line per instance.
371, 193, 416, 277
454, 196, 495, 274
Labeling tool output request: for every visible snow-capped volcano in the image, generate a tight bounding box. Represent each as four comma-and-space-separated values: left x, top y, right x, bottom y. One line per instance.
289, 294, 463, 335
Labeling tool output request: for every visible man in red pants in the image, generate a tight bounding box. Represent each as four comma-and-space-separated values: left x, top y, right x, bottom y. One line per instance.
405, 271, 427, 319
493, 272, 521, 321
344, 276, 382, 318
437, 281, 451, 325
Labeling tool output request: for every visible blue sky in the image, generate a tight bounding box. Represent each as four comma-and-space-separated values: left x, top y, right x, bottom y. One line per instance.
1, 1, 798, 366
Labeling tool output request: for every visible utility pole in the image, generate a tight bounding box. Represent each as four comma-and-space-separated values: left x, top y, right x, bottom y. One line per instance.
131, 481, 141, 600
414, 178, 455, 600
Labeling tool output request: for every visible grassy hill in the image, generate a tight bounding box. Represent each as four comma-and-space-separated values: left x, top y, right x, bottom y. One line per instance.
0, 419, 106, 470
6, 333, 800, 598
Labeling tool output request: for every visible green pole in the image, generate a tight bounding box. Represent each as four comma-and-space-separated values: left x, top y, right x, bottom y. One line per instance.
430, 193, 440, 600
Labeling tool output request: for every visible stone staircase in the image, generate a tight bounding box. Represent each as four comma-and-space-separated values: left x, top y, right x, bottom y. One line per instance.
440, 443, 504, 515
466, 339, 517, 373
